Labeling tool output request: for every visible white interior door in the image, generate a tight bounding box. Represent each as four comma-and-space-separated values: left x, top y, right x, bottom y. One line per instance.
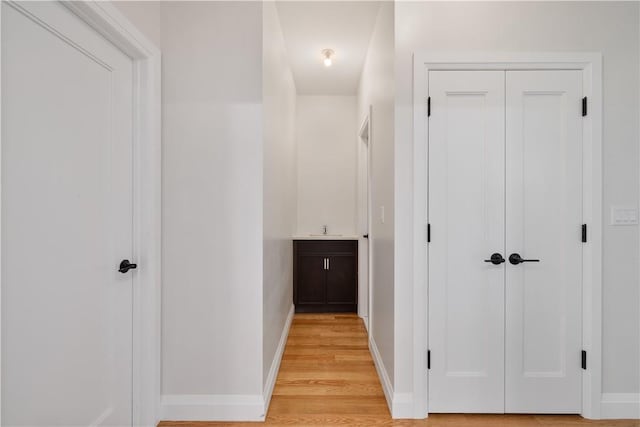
2, 2, 135, 425
505, 70, 583, 413
358, 112, 371, 328
428, 71, 506, 413
428, 69, 583, 414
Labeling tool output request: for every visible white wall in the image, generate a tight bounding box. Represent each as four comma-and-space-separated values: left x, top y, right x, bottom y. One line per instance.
356, 0, 395, 400
115, 1, 290, 420
262, 0, 297, 393
395, 0, 640, 409
158, 1, 265, 418
296, 96, 358, 236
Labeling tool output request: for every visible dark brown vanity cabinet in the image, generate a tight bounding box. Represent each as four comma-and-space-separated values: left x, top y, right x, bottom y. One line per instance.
293, 240, 358, 313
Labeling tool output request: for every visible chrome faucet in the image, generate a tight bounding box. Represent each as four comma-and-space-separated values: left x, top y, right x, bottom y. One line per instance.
322, 225, 328, 235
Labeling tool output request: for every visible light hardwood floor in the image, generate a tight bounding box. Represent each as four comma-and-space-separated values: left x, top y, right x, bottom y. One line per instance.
159, 314, 639, 427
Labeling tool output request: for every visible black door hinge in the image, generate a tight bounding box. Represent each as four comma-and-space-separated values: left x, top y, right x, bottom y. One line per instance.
427, 223, 431, 243
582, 224, 587, 243
581, 350, 587, 370
582, 97, 588, 117
427, 350, 431, 370
427, 96, 431, 117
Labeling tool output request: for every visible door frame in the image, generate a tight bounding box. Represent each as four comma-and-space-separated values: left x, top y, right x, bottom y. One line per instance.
358, 106, 373, 331
411, 52, 603, 419
0, 2, 162, 426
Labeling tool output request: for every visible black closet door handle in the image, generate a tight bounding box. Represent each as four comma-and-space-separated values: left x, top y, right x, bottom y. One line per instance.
119, 259, 137, 273
508, 253, 540, 265
484, 253, 505, 265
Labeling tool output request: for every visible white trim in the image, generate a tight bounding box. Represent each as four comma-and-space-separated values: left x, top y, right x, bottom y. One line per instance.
359, 107, 372, 140
369, 336, 394, 413
366, 106, 373, 335
370, 335, 413, 418
392, 393, 414, 419
263, 304, 294, 411
411, 52, 429, 419
160, 302, 297, 427
601, 393, 640, 419
160, 394, 266, 422
0, 2, 162, 426
412, 52, 603, 419
358, 106, 373, 332
0, 3, 4, 421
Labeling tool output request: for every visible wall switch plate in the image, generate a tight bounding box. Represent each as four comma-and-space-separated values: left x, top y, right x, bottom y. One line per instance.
610, 206, 639, 225
380, 206, 385, 224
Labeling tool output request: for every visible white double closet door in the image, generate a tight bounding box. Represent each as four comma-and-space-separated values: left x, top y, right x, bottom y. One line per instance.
428, 70, 583, 413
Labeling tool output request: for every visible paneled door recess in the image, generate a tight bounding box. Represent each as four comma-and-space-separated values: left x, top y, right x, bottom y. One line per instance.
427, 70, 583, 414
2, 2, 136, 426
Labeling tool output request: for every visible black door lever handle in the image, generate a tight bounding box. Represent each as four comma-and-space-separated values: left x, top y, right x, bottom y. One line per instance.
484, 253, 505, 265
509, 253, 540, 265
119, 259, 137, 273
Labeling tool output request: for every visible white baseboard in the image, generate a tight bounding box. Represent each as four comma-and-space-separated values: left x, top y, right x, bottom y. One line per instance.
160, 394, 265, 421
160, 305, 295, 422
369, 336, 415, 419
601, 393, 640, 419
369, 336, 394, 412
392, 392, 415, 418
263, 304, 295, 409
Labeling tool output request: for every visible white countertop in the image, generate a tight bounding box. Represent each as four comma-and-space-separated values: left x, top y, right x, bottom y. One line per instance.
292, 235, 359, 240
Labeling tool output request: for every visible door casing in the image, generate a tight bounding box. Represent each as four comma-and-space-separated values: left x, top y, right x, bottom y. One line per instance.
0, 2, 161, 425
411, 52, 603, 419
358, 106, 373, 332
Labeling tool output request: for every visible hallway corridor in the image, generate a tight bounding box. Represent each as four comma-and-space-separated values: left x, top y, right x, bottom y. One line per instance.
268, 313, 389, 420
159, 314, 639, 426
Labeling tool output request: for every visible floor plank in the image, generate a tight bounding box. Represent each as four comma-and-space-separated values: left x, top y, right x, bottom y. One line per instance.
159, 314, 639, 427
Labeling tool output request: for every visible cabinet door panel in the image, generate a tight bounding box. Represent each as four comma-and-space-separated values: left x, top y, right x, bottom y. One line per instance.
296, 255, 326, 305
326, 255, 357, 305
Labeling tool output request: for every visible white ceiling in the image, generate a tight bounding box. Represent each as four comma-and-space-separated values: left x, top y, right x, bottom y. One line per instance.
275, 1, 381, 95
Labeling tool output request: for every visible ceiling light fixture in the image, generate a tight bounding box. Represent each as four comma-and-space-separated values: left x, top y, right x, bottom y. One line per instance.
321, 49, 334, 67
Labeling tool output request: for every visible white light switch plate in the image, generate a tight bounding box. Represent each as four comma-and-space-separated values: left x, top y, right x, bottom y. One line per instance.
380, 206, 385, 224
610, 206, 639, 225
